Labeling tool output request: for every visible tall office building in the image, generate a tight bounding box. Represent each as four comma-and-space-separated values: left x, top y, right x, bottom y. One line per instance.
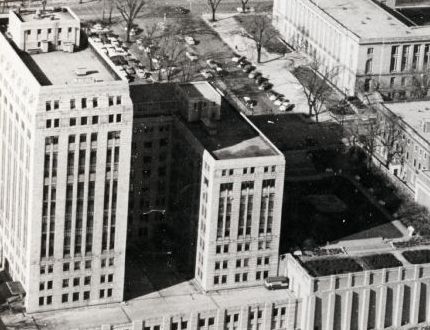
0, 8, 132, 312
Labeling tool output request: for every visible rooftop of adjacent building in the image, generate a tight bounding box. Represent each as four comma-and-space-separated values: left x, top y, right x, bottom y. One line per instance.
1, 280, 296, 330
384, 100, 430, 141
291, 233, 430, 278
130, 81, 280, 160
27, 46, 118, 85
14, 7, 76, 23
307, 0, 430, 40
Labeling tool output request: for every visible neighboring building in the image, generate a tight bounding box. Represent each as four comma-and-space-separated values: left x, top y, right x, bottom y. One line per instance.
8, 7, 80, 52
272, 0, 430, 98
281, 244, 430, 330
0, 8, 132, 312
129, 82, 286, 291
375, 101, 430, 208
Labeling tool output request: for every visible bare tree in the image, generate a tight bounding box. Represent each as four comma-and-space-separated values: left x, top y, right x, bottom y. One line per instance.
116, 0, 145, 42
242, 15, 277, 63
294, 57, 339, 123
207, 0, 222, 22
140, 23, 159, 71
156, 35, 186, 81
378, 116, 405, 169
358, 118, 380, 170
102, 0, 115, 24
239, 0, 250, 12
410, 72, 430, 99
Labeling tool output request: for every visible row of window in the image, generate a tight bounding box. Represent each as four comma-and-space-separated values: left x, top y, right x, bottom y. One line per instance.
215, 240, 272, 255
221, 166, 277, 177
214, 257, 270, 271
40, 257, 114, 275
45, 114, 121, 129
45, 96, 122, 111
213, 270, 269, 285
27, 27, 74, 36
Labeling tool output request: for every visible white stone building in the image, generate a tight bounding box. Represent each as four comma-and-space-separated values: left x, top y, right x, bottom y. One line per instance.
0, 8, 132, 312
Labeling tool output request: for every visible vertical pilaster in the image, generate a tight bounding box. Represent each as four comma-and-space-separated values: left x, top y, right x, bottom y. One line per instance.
215, 308, 225, 330
238, 305, 248, 330
262, 302, 272, 330
410, 281, 421, 325
162, 315, 171, 330
343, 291, 353, 330
393, 283, 404, 328
303, 295, 315, 330
375, 286, 387, 329
325, 292, 335, 330
358, 288, 370, 330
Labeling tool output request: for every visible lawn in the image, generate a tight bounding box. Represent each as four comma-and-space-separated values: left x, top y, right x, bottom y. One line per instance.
360, 254, 402, 270
402, 249, 430, 265
280, 176, 401, 252
303, 257, 363, 277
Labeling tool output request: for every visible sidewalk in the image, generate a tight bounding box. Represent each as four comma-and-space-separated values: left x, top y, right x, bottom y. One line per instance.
203, 13, 334, 122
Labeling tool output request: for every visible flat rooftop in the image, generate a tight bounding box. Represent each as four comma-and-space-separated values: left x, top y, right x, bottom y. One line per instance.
28, 47, 118, 85
385, 101, 430, 141
313, 0, 430, 40
17, 9, 75, 23
2, 281, 295, 330
182, 102, 278, 160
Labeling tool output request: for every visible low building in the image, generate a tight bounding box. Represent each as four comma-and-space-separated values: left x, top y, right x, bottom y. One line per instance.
272, 0, 430, 98
281, 244, 430, 330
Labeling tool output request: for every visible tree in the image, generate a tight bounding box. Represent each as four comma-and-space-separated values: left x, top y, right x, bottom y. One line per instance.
295, 57, 339, 123
410, 72, 430, 99
377, 116, 405, 169
239, 0, 250, 12
207, 0, 222, 22
116, 0, 145, 42
102, 0, 115, 24
242, 15, 277, 63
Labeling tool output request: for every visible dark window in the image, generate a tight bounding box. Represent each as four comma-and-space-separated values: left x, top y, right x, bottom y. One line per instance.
73, 292, 79, 301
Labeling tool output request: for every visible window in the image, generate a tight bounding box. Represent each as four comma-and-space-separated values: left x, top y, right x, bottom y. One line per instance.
68, 27, 72, 33
74, 261, 80, 270
83, 291, 90, 300
47, 281, 53, 290
250, 167, 255, 174
108, 96, 114, 106
109, 258, 114, 266
73, 278, 80, 287
84, 276, 91, 285
367, 47, 373, 55
107, 288, 112, 297
39, 282, 45, 291
221, 275, 227, 283
70, 99, 76, 109
214, 276, 219, 285
116, 96, 122, 105
62, 279, 69, 288
99, 289, 105, 298
85, 260, 91, 269
73, 292, 79, 301
70, 118, 76, 126
62, 294, 68, 303
216, 245, 221, 254
48, 28, 52, 34
46, 101, 51, 111
46, 119, 52, 128
63, 262, 70, 271
100, 275, 106, 283
92, 116, 99, 124
390, 77, 395, 88
54, 119, 59, 128
81, 117, 87, 125
108, 274, 113, 282
37, 29, 41, 34
81, 98, 87, 109
109, 114, 114, 123
54, 100, 59, 110
116, 114, 121, 122
46, 296, 52, 305
365, 58, 372, 74
229, 169, 234, 175
101, 259, 106, 268
224, 244, 229, 253
39, 297, 44, 306
92, 97, 98, 108
243, 168, 248, 174
40, 266, 46, 274
264, 166, 269, 173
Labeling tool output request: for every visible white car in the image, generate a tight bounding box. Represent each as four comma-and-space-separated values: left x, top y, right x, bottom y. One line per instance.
200, 70, 214, 79
186, 51, 198, 61
248, 71, 261, 79
232, 55, 245, 63
184, 36, 195, 45
206, 59, 217, 68
136, 69, 146, 79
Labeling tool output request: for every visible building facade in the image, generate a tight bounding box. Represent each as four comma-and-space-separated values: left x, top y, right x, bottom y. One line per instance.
272, 0, 430, 98
0, 8, 132, 312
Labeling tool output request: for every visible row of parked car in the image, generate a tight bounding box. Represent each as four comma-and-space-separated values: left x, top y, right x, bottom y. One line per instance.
89, 25, 156, 82
231, 55, 295, 111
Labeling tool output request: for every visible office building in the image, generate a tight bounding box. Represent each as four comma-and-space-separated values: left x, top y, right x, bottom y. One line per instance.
281, 243, 430, 330
0, 8, 132, 312
273, 0, 430, 98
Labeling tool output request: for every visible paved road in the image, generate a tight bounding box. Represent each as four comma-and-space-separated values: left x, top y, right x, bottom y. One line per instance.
70, 0, 272, 20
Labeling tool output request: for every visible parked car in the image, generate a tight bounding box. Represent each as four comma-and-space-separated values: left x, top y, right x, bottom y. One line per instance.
274, 96, 290, 106
238, 60, 250, 68
248, 71, 261, 79
255, 76, 266, 84
136, 68, 146, 79
206, 59, 218, 69
243, 64, 254, 73
243, 96, 256, 108
186, 51, 198, 61
232, 55, 246, 63
258, 81, 272, 90
184, 36, 195, 45
200, 70, 214, 79
264, 276, 289, 290
267, 91, 280, 101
